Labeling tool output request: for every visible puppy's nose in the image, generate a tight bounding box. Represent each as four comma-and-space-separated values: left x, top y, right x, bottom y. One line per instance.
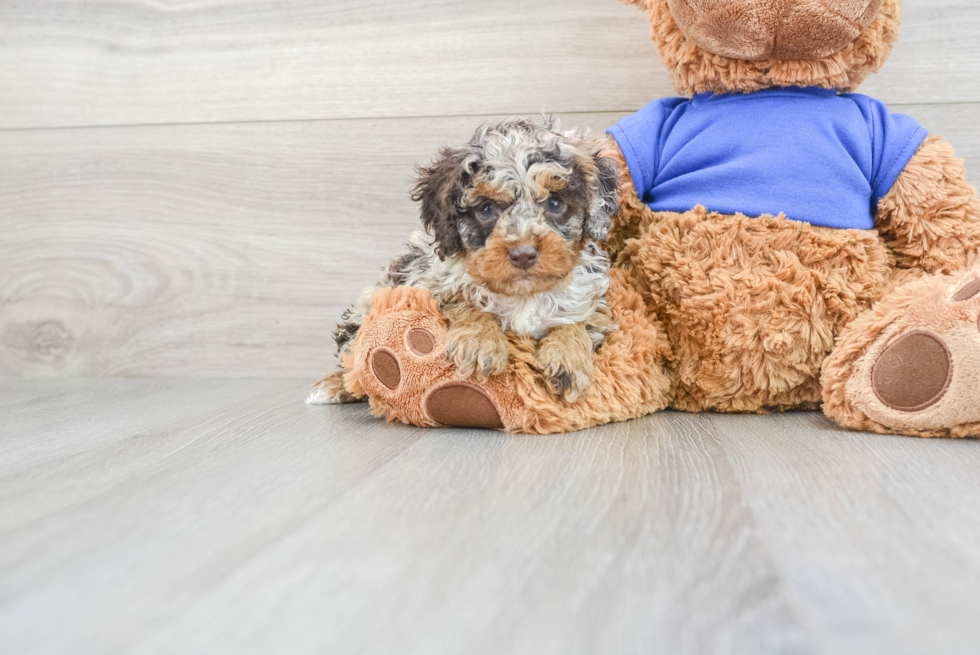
507, 245, 539, 271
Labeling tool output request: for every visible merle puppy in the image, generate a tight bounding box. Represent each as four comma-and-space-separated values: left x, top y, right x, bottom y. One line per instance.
308, 117, 619, 404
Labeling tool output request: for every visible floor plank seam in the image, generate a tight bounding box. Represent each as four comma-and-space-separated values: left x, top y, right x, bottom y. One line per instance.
1, 100, 974, 134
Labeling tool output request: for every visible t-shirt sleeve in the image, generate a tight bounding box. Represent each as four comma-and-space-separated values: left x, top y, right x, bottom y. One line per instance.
858, 96, 929, 208
607, 98, 681, 202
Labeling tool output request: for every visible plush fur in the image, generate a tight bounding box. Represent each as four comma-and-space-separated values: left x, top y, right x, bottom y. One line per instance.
874, 135, 980, 277
822, 265, 980, 438
618, 203, 890, 413
665, 0, 883, 61
315, 0, 980, 437
342, 274, 672, 435
626, 0, 900, 96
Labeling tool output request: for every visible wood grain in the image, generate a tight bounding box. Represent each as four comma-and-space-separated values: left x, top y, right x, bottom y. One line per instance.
0, 379, 807, 654
0, 378, 283, 477
861, 0, 980, 106
0, 0, 666, 130
2, 103, 978, 378
0, 0, 976, 130
713, 411, 980, 655
2, 380, 979, 653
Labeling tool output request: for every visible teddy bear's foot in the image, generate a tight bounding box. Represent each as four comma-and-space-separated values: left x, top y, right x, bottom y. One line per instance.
344, 286, 524, 430
823, 268, 980, 437
360, 323, 505, 429
336, 277, 673, 434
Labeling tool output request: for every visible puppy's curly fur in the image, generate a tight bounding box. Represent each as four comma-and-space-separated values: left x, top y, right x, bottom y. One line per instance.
308, 117, 620, 404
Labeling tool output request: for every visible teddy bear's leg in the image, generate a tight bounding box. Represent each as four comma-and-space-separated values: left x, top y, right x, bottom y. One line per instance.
619, 204, 892, 412
822, 266, 980, 437
323, 273, 673, 434
823, 134, 980, 437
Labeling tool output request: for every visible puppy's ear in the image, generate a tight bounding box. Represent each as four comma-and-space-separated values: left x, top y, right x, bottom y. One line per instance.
584, 148, 620, 242
412, 146, 472, 260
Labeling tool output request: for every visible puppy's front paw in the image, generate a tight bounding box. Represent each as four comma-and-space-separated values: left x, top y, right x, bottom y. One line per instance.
444, 325, 509, 380
306, 371, 361, 404
535, 325, 595, 402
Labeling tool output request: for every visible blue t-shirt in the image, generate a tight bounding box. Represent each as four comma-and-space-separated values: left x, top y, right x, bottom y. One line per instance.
607, 87, 928, 229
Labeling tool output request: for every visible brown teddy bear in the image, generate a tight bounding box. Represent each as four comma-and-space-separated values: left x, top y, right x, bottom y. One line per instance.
316, 0, 980, 437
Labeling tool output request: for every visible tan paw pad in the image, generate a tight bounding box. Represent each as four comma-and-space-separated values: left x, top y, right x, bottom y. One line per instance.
871, 331, 952, 412
370, 348, 401, 390
425, 383, 503, 429
407, 328, 435, 356
952, 278, 980, 302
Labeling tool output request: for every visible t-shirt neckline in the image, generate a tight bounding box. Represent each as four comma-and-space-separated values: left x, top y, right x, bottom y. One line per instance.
692, 86, 839, 105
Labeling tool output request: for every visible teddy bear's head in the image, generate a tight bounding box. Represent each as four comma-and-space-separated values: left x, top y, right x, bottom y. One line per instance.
623, 0, 901, 95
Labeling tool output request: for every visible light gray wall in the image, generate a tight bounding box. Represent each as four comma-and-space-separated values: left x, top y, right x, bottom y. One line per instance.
1, 0, 977, 377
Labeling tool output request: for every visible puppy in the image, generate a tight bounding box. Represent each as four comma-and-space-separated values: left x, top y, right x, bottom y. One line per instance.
308, 117, 619, 405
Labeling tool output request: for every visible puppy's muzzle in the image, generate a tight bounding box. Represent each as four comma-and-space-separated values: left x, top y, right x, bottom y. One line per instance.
508, 245, 539, 271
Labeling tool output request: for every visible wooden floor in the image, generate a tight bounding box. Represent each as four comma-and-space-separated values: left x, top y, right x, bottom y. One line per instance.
2, 378, 979, 654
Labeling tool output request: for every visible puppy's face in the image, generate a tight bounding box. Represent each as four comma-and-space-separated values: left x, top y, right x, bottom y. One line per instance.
413, 118, 619, 297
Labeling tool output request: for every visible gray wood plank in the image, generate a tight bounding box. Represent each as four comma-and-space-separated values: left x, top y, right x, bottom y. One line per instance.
712, 411, 980, 655
2, 103, 978, 378
0, 381, 427, 654
0, 0, 666, 130
3, 380, 980, 653
0, 0, 975, 130
0, 378, 283, 477
0, 380, 813, 655
0, 378, 72, 408
131, 413, 812, 655
860, 0, 980, 105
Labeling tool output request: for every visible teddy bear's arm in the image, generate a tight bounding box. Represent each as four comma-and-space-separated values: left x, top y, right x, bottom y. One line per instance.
874, 134, 980, 276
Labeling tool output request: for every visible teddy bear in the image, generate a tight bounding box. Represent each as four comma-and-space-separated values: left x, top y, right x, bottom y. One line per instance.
318, 0, 980, 437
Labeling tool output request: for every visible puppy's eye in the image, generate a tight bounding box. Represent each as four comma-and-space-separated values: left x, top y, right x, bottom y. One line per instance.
545, 197, 565, 214
477, 201, 499, 222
